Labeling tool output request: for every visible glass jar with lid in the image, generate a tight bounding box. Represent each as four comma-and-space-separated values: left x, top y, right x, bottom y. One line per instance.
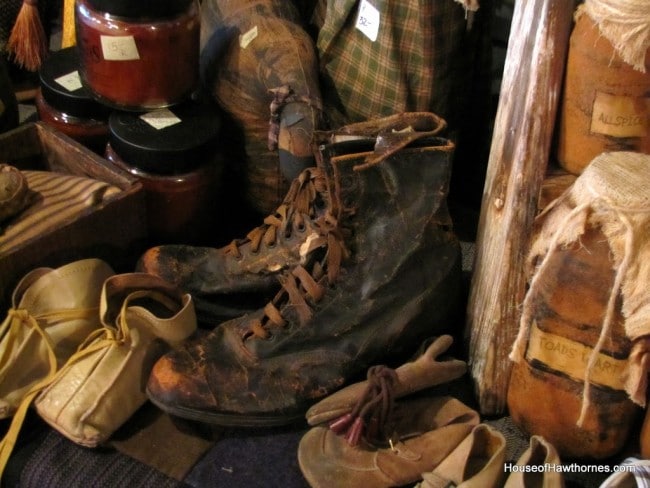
104, 100, 224, 245
35, 47, 111, 152
75, 0, 200, 111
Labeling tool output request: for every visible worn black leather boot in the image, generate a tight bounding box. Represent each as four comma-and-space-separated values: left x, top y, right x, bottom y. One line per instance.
137, 166, 329, 322
137, 113, 447, 323
146, 135, 462, 426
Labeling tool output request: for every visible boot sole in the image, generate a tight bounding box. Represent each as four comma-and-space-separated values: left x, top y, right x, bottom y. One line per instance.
146, 388, 306, 427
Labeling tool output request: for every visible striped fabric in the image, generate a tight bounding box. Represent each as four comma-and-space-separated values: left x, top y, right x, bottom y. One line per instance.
315, 0, 470, 127
0, 171, 121, 254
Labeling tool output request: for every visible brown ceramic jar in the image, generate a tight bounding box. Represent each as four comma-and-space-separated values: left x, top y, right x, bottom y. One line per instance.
556, 13, 650, 174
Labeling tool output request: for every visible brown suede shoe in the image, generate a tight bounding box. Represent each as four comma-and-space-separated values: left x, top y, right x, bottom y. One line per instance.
416, 424, 506, 488
306, 335, 467, 427
298, 395, 479, 488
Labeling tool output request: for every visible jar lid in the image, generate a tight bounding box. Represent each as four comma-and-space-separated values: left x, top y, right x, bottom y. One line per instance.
84, 0, 194, 18
39, 47, 110, 120
108, 100, 221, 174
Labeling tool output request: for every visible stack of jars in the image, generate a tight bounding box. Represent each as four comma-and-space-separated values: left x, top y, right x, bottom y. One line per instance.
35, 0, 224, 245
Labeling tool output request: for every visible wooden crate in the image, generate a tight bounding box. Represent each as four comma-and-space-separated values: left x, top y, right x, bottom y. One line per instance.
0, 122, 148, 307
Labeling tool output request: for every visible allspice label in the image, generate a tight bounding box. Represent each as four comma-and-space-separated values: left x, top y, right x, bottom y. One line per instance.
590, 91, 649, 138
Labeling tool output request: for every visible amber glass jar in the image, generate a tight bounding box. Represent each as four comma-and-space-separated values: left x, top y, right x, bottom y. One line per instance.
105, 100, 223, 245
75, 0, 200, 111
35, 47, 110, 152
557, 11, 650, 174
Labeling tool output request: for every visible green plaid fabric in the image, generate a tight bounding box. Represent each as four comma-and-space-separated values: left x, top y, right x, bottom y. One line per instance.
316, 0, 470, 126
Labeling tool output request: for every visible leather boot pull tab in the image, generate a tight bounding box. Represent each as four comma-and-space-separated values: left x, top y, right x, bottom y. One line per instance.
354, 113, 447, 170
357, 129, 436, 170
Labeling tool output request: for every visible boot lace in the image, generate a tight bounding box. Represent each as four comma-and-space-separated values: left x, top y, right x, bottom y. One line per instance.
223, 167, 328, 258
242, 210, 348, 341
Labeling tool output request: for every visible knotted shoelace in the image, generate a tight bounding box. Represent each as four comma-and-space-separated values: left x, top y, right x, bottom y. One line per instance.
223, 166, 328, 259
0, 305, 99, 479
328, 365, 399, 447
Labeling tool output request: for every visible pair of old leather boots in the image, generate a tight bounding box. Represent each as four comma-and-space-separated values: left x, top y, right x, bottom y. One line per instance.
0, 259, 197, 479
140, 112, 464, 426
297, 335, 564, 488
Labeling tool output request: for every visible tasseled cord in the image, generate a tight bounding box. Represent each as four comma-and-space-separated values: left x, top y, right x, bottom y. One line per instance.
327, 365, 398, 446
509, 199, 636, 428
7, 0, 49, 72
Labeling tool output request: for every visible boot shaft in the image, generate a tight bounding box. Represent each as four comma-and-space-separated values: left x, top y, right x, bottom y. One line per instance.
318, 136, 457, 297
249, 136, 461, 362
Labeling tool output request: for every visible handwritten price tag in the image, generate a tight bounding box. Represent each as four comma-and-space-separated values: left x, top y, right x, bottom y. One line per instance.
100, 35, 140, 61
355, 0, 380, 42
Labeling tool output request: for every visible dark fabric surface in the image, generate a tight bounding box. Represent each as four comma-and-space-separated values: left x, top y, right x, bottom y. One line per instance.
184, 425, 310, 488
14, 418, 187, 488
2, 355, 631, 488
6, 398, 620, 488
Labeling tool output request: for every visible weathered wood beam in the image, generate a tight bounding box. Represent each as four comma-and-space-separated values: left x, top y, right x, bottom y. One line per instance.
466, 0, 576, 415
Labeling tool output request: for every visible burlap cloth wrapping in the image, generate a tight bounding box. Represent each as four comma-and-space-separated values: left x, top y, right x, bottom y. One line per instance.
510, 151, 650, 424
577, 0, 650, 73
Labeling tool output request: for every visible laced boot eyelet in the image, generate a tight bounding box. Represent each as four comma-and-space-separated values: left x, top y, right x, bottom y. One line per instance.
266, 241, 277, 249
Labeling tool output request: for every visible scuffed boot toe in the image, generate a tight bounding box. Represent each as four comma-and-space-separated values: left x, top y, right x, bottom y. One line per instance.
146, 348, 218, 420
137, 245, 211, 290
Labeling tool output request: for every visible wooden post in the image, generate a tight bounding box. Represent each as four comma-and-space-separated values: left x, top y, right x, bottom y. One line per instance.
465, 0, 576, 415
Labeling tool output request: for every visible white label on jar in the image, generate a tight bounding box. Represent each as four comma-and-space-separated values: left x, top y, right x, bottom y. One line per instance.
100, 35, 140, 61
356, 0, 380, 42
240, 26, 258, 49
591, 91, 649, 138
140, 109, 182, 130
54, 71, 83, 92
